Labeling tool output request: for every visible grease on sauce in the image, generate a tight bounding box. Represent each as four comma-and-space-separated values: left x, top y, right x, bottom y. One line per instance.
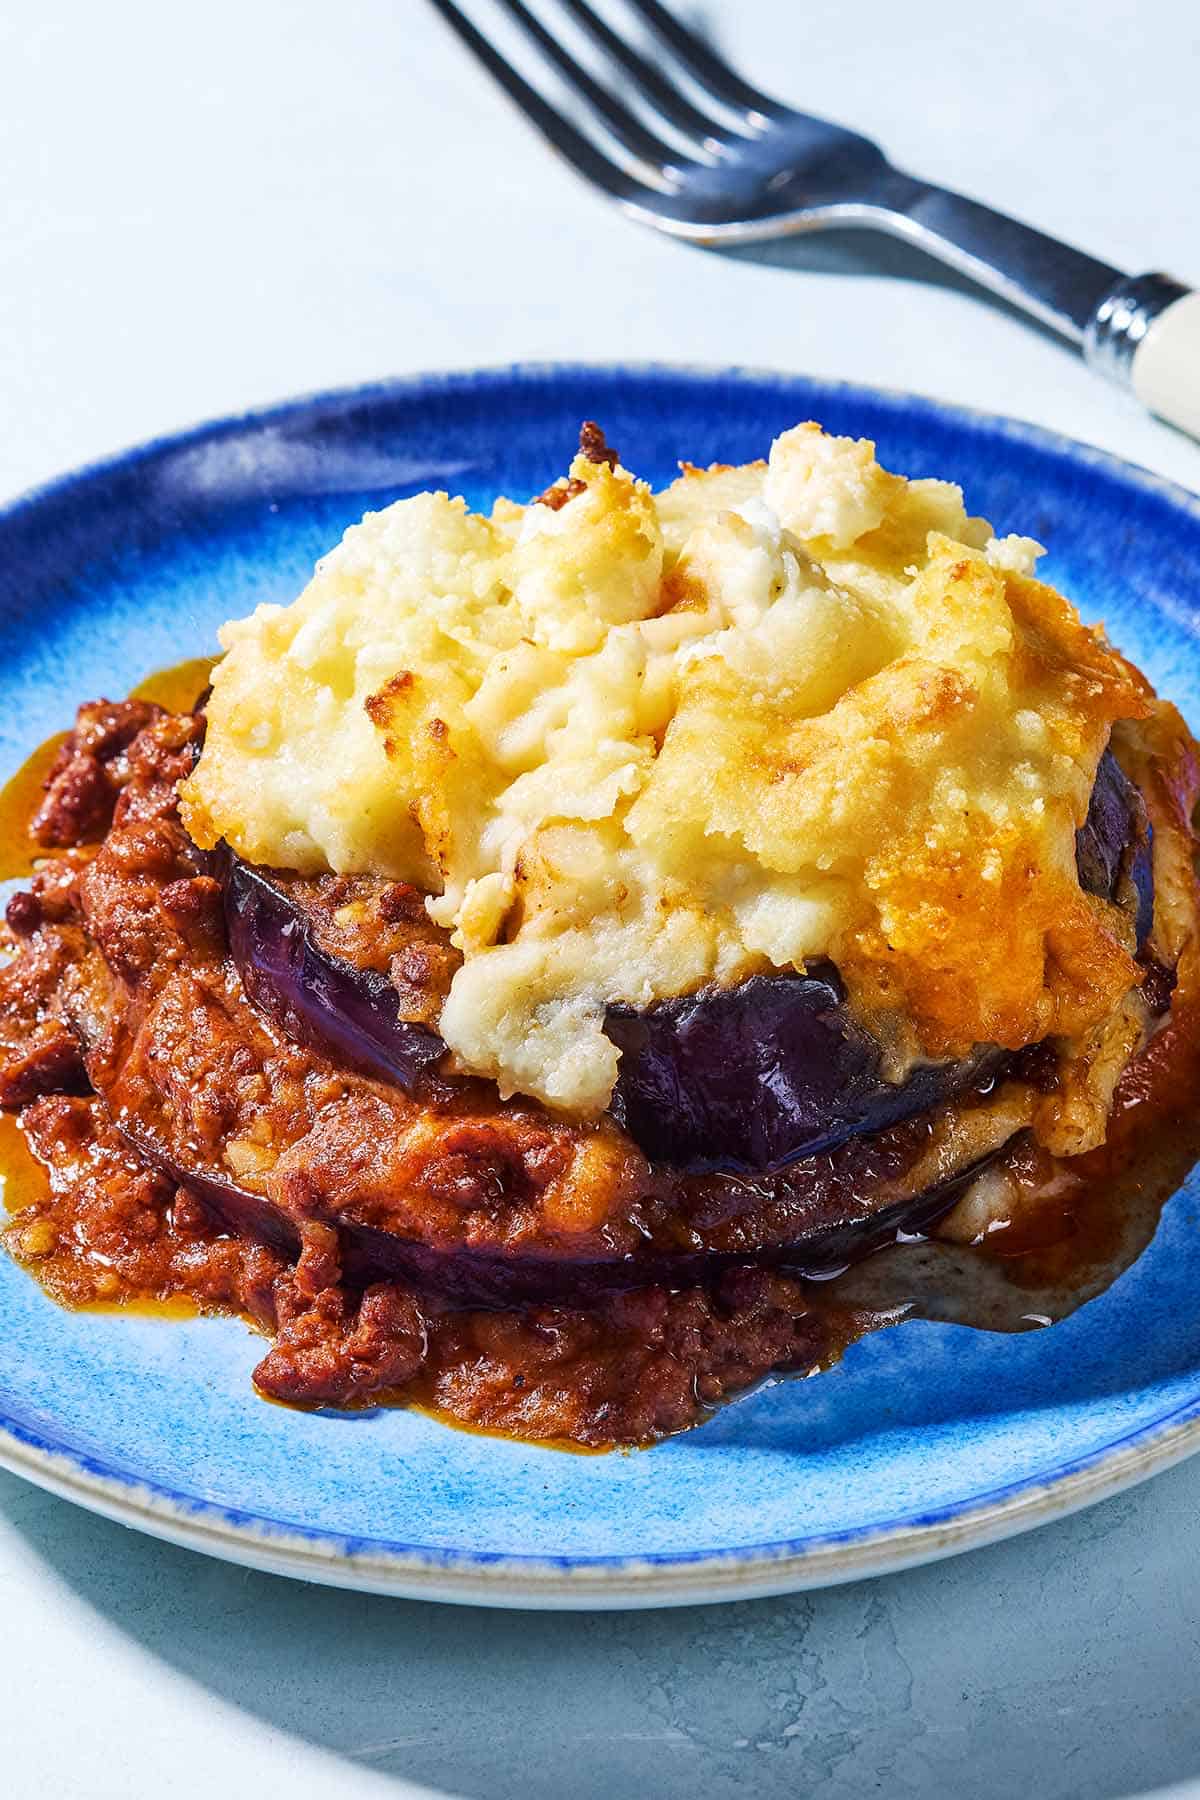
394, 1400, 610, 1454
81, 1293, 203, 1322
0, 1111, 49, 1216
0, 733, 68, 880
129, 655, 216, 717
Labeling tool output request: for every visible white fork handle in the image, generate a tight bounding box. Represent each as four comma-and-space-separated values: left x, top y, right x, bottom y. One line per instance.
1131, 292, 1200, 440
1083, 273, 1200, 442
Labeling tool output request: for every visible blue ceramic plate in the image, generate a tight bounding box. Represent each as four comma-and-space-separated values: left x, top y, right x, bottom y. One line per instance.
3, 365, 1200, 1610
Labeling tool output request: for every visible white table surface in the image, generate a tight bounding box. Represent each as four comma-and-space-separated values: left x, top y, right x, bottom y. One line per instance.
2, 3, 1200, 1796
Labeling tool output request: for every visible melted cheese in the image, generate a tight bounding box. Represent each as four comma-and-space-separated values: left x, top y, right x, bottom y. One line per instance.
183, 423, 1151, 1112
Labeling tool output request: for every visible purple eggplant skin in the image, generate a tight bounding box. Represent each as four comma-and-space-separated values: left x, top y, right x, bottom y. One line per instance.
117, 1115, 991, 1307
1075, 747, 1154, 949
606, 747, 1155, 1173
605, 970, 1008, 1175
223, 854, 445, 1091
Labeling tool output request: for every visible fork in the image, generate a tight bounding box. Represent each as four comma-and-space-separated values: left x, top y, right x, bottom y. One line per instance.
430, 0, 1200, 442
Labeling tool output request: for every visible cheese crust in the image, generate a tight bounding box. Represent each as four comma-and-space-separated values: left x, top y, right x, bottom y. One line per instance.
183, 423, 1154, 1113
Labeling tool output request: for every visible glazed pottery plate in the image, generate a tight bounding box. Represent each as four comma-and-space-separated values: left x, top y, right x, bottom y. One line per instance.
3, 365, 1200, 1610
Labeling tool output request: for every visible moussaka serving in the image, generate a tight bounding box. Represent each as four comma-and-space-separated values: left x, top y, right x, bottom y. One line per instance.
3, 421, 1199, 1447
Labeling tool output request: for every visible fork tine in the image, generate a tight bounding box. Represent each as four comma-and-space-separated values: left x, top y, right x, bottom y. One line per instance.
429, 0, 658, 204
496, 0, 685, 170
621, 0, 779, 118
557, 0, 729, 148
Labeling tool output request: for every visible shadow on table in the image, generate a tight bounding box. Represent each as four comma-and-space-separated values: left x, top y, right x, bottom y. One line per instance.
673, 7, 1075, 352
714, 227, 977, 297
6, 1453, 1200, 1800
704, 223, 1074, 355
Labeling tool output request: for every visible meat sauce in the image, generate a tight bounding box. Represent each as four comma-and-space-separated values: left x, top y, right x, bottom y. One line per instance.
2, 676, 1200, 1449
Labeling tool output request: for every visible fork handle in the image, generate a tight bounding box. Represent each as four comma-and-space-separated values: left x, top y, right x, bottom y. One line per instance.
886, 177, 1199, 440
1091, 281, 1200, 441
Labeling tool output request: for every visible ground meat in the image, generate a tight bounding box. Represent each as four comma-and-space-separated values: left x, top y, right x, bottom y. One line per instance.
0, 859, 97, 1107
249, 1264, 842, 1438
0, 931, 87, 1107
1, 694, 1192, 1446
533, 420, 620, 510
7, 1093, 282, 1322
578, 420, 618, 469
0, 700, 933, 1438
409, 1270, 839, 1446
3, 1050, 847, 1436
254, 1280, 429, 1408
262, 866, 459, 1026
31, 699, 162, 846
5, 854, 83, 935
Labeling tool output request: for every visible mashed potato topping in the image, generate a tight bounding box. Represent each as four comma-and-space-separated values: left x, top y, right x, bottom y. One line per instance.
183, 424, 1151, 1112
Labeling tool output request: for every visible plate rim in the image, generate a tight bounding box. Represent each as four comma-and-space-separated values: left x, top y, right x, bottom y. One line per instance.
5, 1401, 1200, 1608
4, 358, 1200, 1608
3, 357, 1199, 540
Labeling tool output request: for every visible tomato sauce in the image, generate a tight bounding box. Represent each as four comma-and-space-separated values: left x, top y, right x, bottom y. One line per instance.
3, 670, 1200, 1448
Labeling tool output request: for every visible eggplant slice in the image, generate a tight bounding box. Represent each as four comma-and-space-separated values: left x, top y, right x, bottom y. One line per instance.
223, 853, 446, 1089
219, 748, 1154, 1175
609, 747, 1154, 1170
605, 970, 1008, 1174
1075, 745, 1155, 945
117, 1112, 993, 1307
